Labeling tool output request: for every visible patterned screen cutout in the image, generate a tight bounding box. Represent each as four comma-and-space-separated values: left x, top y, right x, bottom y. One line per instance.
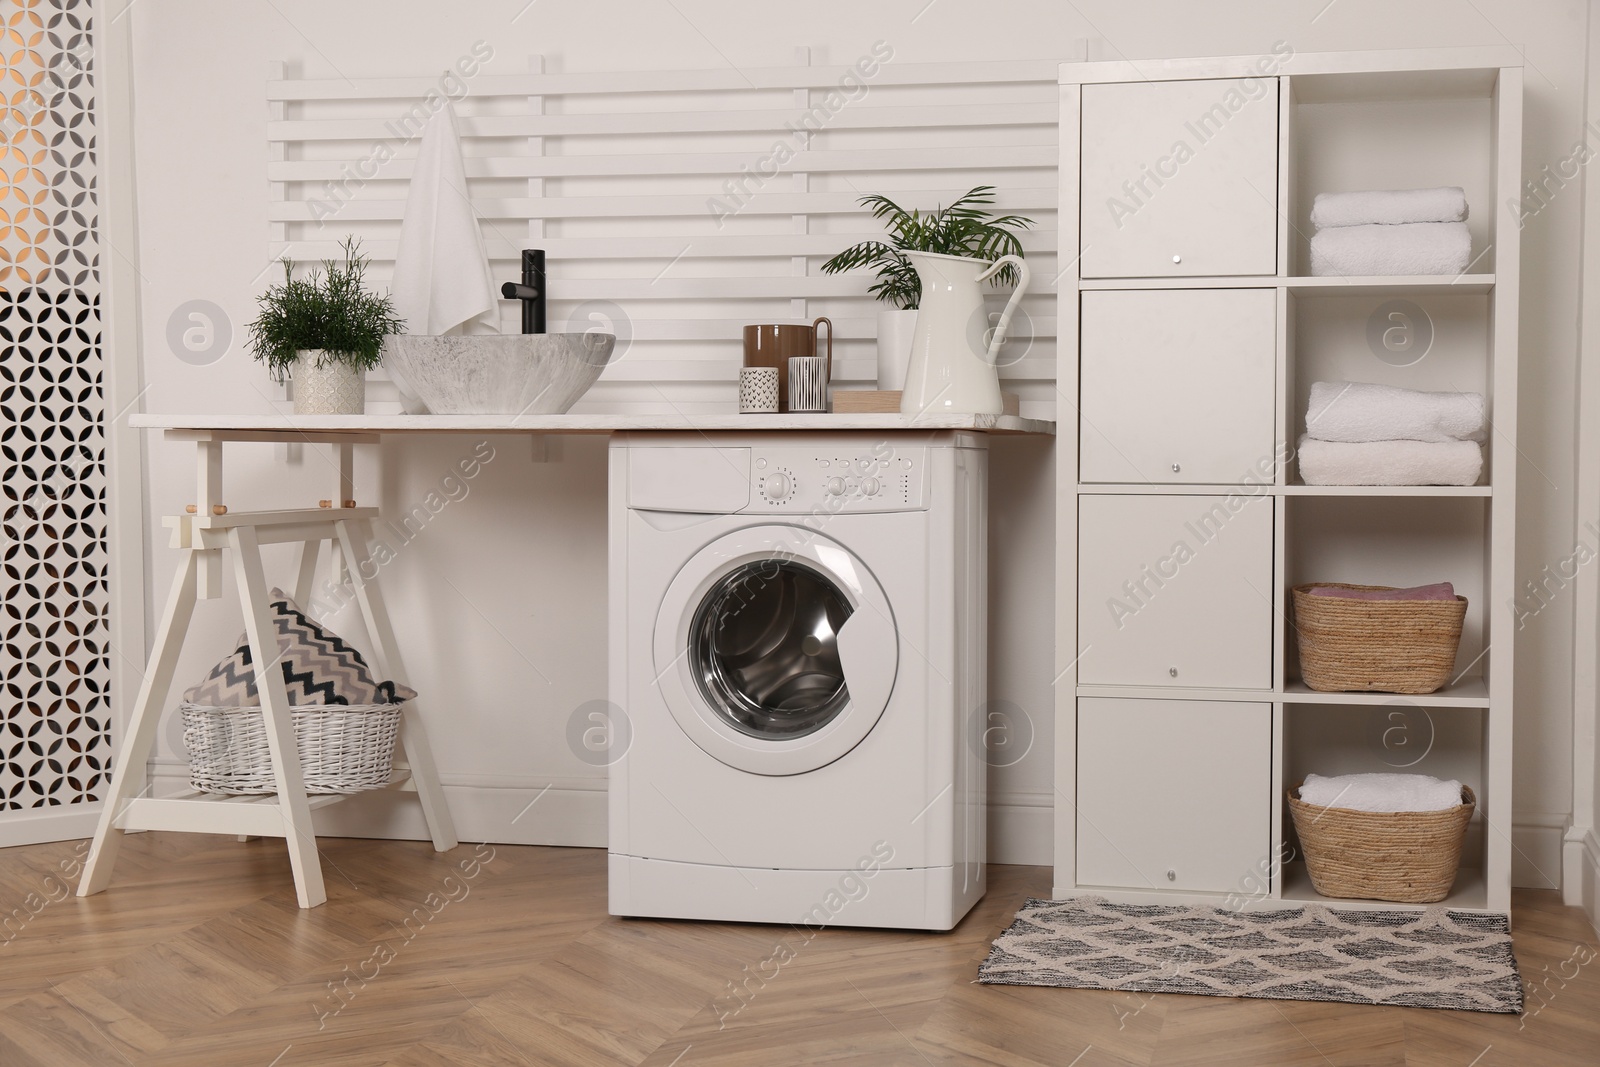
0, 0, 104, 810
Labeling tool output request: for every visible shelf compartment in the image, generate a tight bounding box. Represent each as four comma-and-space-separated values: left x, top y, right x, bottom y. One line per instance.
1280, 862, 1487, 911
1286, 76, 1500, 278
1280, 701, 1487, 905
1282, 678, 1489, 708
1285, 496, 1490, 693
1283, 275, 1494, 296
1283, 484, 1491, 497
1286, 289, 1493, 494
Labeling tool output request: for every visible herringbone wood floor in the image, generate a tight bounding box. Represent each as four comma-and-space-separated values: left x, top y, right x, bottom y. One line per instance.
0, 833, 1596, 1066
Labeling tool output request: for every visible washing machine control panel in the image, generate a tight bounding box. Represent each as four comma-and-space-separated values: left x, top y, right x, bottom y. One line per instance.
748, 447, 928, 513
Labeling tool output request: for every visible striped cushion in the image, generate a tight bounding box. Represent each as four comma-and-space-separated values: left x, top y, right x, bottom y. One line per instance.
182, 589, 417, 707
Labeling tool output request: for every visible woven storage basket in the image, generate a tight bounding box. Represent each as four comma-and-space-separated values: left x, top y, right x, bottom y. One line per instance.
180, 702, 402, 795
1288, 784, 1475, 903
1291, 583, 1467, 694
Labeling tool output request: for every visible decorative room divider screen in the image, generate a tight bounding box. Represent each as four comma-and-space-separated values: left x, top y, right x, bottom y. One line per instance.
0, 0, 106, 842
262, 51, 1061, 415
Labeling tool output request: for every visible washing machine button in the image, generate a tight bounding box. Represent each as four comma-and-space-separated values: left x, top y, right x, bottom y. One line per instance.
762, 473, 791, 499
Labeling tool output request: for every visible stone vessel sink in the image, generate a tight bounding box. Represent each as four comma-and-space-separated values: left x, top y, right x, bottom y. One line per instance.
382, 333, 617, 415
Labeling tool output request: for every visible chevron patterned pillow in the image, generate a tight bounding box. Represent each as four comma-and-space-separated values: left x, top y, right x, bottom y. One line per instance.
182, 589, 418, 707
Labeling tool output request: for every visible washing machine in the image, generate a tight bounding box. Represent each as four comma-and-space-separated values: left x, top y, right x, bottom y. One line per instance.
607, 430, 988, 931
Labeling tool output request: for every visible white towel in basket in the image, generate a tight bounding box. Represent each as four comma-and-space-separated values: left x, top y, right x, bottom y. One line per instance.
1300, 772, 1464, 813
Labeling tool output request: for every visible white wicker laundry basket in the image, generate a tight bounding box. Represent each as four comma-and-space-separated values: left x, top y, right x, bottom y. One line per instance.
179, 702, 403, 795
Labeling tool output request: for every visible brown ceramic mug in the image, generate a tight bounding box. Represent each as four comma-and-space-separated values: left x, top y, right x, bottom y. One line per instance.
742, 317, 832, 413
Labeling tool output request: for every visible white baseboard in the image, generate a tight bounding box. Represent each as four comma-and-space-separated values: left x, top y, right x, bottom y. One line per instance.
1564, 827, 1600, 938
141, 766, 1566, 889
0, 804, 102, 848
1512, 813, 1567, 890
150, 763, 608, 847
148, 762, 1058, 863
988, 789, 1054, 866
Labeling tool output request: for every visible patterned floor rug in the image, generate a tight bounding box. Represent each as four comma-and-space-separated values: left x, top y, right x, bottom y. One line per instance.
979, 897, 1522, 1013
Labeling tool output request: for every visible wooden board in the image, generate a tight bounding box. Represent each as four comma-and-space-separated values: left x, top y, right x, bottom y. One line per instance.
830, 391, 1021, 415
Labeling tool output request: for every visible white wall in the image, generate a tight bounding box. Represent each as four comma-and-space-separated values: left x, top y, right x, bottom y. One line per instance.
128, 0, 1591, 874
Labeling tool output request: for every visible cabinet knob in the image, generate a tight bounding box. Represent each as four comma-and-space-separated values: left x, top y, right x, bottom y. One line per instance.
1167, 869, 1177, 882
1171, 463, 1181, 473
1172, 254, 1182, 264
1168, 667, 1178, 678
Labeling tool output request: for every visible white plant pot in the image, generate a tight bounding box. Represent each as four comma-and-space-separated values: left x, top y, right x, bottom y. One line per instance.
292, 351, 366, 415
876, 307, 917, 392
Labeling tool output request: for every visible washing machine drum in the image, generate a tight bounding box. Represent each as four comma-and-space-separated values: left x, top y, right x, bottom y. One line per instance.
692, 558, 854, 738
655, 526, 899, 776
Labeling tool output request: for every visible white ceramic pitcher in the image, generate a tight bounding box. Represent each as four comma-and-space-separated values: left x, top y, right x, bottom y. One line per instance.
899, 250, 1030, 416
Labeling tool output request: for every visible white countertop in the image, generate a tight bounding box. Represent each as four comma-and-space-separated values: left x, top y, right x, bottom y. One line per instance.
129, 412, 1056, 435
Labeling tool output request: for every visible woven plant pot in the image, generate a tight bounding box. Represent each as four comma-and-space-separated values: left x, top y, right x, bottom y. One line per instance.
1291, 583, 1467, 694
180, 702, 402, 795
1288, 784, 1475, 903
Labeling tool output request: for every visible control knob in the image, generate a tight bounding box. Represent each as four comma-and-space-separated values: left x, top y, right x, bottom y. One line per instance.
861, 476, 881, 496
825, 476, 847, 496
762, 472, 792, 499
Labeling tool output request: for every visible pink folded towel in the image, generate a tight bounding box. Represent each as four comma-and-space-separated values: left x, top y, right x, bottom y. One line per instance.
1305, 582, 1457, 602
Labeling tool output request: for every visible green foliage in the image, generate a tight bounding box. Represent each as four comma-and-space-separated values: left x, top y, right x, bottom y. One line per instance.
246, 237, 405, 374
819, 186, 1033, 310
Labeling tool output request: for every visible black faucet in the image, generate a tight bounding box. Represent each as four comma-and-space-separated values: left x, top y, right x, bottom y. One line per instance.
500, 249, 546, 334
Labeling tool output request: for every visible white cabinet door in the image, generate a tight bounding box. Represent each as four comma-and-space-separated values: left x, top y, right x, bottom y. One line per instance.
1077, 697, 1270, 893
1080, 79, 1279, 278
1077, 494, 1272, 688
1080, 289, 1277, 484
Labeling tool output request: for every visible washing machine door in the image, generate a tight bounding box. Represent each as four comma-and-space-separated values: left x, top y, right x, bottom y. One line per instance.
653, 525, 899, 776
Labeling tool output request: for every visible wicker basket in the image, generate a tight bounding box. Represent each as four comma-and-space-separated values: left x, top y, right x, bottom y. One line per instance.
1291, 583, 1467, 694
1288, 784, 1475, 903
180, 702, 403, 795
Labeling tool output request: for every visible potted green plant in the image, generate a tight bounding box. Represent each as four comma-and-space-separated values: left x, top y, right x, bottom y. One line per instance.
246, 237, 405, 415
821, 186, 1032, 392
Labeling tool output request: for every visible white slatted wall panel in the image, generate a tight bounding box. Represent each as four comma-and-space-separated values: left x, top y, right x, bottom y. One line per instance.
265, 56, 1059, 416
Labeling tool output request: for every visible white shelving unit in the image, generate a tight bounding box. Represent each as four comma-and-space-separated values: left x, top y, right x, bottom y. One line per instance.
1054, 47, 1522, 914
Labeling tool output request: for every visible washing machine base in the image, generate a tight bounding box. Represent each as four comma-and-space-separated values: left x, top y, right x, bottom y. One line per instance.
608, 854, 986, 932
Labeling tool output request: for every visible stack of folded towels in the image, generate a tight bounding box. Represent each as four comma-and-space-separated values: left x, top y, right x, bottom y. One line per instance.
1309, 187, 1471, 276
1300, 772, 1464, 813
1299, 380, 1485, 486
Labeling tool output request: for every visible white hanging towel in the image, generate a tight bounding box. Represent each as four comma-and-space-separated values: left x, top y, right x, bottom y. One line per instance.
389, 101, 497, 410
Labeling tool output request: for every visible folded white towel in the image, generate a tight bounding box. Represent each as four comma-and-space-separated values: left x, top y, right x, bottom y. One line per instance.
1311, 187, 1468, 229
1310, 221, 1472, 277
1307, 381, 1486, 444
390, 102, 498, 413
1297, 435, 1482, 486
1300, 772, 1465, 814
